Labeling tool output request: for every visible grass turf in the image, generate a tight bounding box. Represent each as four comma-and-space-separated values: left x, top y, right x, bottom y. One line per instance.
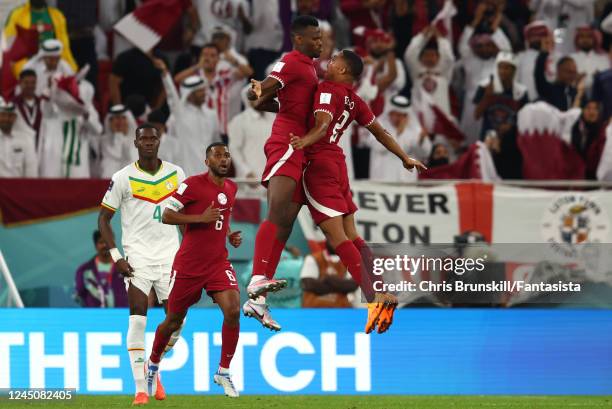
2, 395, 612, 409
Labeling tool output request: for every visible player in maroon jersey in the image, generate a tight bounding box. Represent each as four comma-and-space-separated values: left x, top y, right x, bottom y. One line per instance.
290, 50, 427, 333
243, 15, 322, 331
145, 142, 243, 398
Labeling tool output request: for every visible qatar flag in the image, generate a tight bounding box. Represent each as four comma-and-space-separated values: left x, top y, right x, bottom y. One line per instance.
419, 141, 500, 181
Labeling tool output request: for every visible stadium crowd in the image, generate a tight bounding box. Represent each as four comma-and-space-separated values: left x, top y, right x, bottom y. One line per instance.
1, 0, 612, 181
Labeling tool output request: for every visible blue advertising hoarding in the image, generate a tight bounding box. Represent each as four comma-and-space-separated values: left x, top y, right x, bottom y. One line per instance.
1, 308, 611, 395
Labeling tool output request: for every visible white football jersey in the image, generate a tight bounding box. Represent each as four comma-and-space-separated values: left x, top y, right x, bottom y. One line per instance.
102, 161, 185, 267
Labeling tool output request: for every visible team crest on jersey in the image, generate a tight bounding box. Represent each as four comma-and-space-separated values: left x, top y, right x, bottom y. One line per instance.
166, 181, 174, 190
218, 192, 228, 205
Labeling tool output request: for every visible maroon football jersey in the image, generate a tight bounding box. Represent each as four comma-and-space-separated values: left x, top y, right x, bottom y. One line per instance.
168, 173, 237, 277
306, 80, 375, 160
268, 50, 319, 141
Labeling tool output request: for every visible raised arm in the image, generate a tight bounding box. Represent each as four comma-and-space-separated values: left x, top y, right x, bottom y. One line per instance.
367, 120, 428, 172
152, 58, 180, 111
248, 77, 281, 112
289, 111, 333, 150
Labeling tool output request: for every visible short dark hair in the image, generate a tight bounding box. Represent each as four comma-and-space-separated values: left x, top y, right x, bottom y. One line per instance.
201, 43, 220, 53
19, 69, 36, 80
341, 49, 364, 79
205, 142, 228, 157
291, 15, 319, 36
93, 230, 102, 245
557, 56, 575, 69
135, 122, 159, 137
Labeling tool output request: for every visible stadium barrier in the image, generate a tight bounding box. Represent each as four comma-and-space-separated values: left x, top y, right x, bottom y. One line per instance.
1, 308, 611, 395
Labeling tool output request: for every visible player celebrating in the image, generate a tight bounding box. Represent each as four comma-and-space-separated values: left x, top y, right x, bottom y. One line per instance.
145, 143, 243, 398
290, 50, 427, 333
98, 124, 186, 405
244, 15, 322, 331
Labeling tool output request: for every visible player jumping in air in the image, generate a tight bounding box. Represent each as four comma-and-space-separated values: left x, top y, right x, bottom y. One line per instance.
99, 124, 186, 405
244, 15, 322, 331
290, 50, 427, 333
145, 143, 242, 398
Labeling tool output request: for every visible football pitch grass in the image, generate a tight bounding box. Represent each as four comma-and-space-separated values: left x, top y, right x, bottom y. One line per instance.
3, 395, 612, 409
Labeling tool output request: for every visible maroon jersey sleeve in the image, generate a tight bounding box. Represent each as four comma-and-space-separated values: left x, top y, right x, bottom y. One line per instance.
167, 176, 198, 211
312, 82, 338, 120
354, 94, 376, 127
267, 55, 296, 89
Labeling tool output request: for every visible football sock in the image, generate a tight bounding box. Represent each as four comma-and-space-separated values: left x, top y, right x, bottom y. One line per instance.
335, 240, 375, 303
265, 238, 286, 279
150, 322, 173, 365
127, 315, 147, 393
160, 318, 185, 359
353, 237, 381, 298
251, 220, 278, 278
219, 323, 240, 369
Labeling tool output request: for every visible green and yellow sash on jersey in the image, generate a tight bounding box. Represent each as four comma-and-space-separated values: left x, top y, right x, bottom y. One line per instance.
128, 170, 179, 204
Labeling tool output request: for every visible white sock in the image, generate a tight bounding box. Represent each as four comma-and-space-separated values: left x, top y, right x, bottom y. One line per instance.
249, 275, 266, 284
127, 315, 147, 394
218, 366, 230, 374
161, 318, 186, 359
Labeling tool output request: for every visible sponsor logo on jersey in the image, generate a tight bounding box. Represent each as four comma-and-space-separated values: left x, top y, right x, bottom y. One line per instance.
218, 192, 228, 205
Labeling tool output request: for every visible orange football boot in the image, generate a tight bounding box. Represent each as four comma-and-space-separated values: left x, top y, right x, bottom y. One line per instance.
132, 392, 148, 406
365, 302, 385, 333
155, 374, 166, 400
376, 303, 397, 333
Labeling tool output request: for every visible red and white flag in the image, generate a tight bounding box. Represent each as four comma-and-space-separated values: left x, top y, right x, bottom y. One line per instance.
0, 26, 38, 99
517, 102, 585, 180
432, 0, 457, 41
413, 87, 464, 143
114, 0, 191, 53
419, 141, 500, 181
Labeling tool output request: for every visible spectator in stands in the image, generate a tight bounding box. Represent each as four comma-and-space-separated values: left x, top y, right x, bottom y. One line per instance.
148, 109, 178, 165
458, 2, 511, 143
474, 52, 528, 140
245, 0, 284, 80
300, 242, 358, 308
570, 26, 610, 94
38, 78, 101, 178
153, 57, 220, 176
366, 95, 431, 182
314, 20, 337, 79
0, 98, 38, 178
517, 21, 553, 101
228, 85, 273, 180
341, 0, 390, 47
109, 47, 167, 110
404, 25, 455, 117
99, 104, 137, 179
191, 0, 252, 52
428, 143, 450, 168
486, 105, 522, 180
592, 54, 612, 120
571, 100, 603, 179
175, 43, 251, 139
56, 0, 98, 89
3, 0, 77, 76
535, 36, 585, 111
23, 39, 74, 96
74, 230, 128, 308
13, 69, 42, 148
211, 26, 254, 122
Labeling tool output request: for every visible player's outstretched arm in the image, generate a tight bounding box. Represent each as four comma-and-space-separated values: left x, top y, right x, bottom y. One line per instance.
162, 203, 221, 225
98, 208, 134, 277
289, 111, 333, 150
367, 120, 428, 172
248, 78, 281, 112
